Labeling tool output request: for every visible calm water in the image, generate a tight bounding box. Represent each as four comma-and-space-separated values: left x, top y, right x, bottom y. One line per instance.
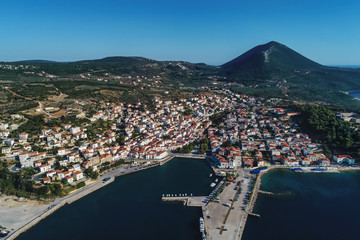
242, 169, 360, 240
18, 158, 215, 240
350, 91, 360, 99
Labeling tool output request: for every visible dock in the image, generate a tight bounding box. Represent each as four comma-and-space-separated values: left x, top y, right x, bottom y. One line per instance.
246, 211, 261, 218
258, 190, 274, 195
162, 196, 207, 207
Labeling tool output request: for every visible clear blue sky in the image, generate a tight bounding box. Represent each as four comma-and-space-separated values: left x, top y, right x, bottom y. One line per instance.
1, 0, 359, 65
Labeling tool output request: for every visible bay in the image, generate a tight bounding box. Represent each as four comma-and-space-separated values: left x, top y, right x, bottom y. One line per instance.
17, 158, 214, 240
242, 169, 360, 240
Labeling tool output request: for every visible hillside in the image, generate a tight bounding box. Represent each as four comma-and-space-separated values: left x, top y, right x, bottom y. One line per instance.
221, 41, 360, 110
221, 41, 323, 79
1, 42, 360, 113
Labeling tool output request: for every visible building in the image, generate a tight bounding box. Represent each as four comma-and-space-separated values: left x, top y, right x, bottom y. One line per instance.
39, 164, 51, 173
333, 155, 355, 165
65, 175, 74, 183
73, 171, 84, 181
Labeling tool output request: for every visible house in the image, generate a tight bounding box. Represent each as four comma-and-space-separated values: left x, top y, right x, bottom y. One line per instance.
301, 158, 311, 166
1, 147, 11, 155
333, 155, 355, 165
287, 160, 300, 167
257, 159, 266, 167
320, 158, 331, 166
243, 158, 254, 168
219, 159, 229, 168
65, 175, 74, 183
39, 164, 51, 173
34, 161, 42, 167
154, 151, 168, 159
73, 171, 84, 181
57, 148, 66, 156
42, 177, 51, 184
46, 170, 57, 178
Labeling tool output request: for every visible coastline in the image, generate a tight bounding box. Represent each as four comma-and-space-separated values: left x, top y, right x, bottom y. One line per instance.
3, 159, 359, 240
3, 154, 184, 240
240, 165, 360, 239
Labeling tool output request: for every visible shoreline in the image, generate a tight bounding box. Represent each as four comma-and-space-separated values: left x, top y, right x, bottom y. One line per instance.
240, 165, 360, 239
4, 154, 196, 240
3, 159, 358, 240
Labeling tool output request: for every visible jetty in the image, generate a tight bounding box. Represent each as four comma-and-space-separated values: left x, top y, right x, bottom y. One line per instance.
162, 195, 207, 207
246, 211, 261, 218
258, 190, 274, 195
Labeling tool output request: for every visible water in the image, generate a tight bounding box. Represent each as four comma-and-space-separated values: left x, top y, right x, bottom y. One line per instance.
349, 91, 360, 99
242, 169, 360, 240
17, 158, 215, 240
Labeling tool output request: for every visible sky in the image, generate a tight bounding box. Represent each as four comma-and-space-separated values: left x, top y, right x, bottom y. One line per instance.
1, 0, 360, 65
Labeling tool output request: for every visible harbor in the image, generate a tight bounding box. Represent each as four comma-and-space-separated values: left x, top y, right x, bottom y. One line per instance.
13, 157, 215, 240
161, 167, 261, 240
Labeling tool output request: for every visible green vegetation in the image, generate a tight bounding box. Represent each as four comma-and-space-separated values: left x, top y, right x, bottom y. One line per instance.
199, 138, 209, 154
209, 110, 231, 127
85, 168, 99, 180
296, 104, 360, 158
0, 166, 66, 198
76, 181, 86, 189
177, 140, 198, 153
10, 115, 45, 137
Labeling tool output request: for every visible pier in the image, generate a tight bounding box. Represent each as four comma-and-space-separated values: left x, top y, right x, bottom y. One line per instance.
247, 211, 261, 218
161, 195, 207, 207
258, 190, 274, 195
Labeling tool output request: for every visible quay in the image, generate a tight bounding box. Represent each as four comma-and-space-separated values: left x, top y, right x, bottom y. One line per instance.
161, 196, 207, 207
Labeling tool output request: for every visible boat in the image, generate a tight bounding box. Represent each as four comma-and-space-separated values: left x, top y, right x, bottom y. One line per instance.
0, 230, 9, 237
215, 178, 218, 183
202, 232, 206, 240
210, 183, 216, 187
199, 217, 205, 232
209, 174, 213, 177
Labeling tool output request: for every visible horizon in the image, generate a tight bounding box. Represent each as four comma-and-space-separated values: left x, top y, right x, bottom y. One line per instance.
1, 0, 360, 65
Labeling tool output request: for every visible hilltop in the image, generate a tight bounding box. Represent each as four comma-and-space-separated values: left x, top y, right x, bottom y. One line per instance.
220, 41, 360, 109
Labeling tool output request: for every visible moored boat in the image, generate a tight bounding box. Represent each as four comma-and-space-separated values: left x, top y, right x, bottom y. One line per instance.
199, 217, 205, 232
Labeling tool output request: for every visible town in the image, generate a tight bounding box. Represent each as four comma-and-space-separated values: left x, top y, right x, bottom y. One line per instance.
0, 88, 356, 195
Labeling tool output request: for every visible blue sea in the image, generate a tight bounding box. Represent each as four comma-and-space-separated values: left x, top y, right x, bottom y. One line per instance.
17, 162, 360, 240
242, 169, 360, 240
17, 158, 215, 240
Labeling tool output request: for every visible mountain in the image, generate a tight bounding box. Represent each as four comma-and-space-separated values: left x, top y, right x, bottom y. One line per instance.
2, 42, 360, 110
220, 41, 360, 109
221, 41, 323, 79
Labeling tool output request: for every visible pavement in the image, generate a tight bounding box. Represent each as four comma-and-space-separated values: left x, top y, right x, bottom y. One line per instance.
204, 168, 255, 240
